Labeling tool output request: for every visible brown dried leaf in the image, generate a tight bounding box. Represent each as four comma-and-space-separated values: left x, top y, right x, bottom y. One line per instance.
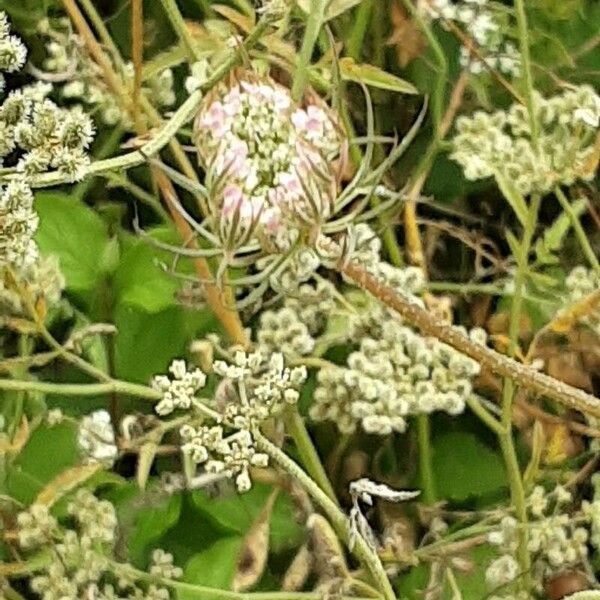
231, 489, 278, 592
388, 2, 427, 68
307, 513, 348, 581
551, 290, 600, 334
282, 544, 312, 591
35, 463, 103, 507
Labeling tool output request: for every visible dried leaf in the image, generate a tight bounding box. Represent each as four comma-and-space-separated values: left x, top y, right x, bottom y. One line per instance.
307, 513, 348, 581
551, 290, 600, 334
212, 4, 255, 32
388, 2, 426, 67
231, 489, 278, 591
137, 440, 159, 490
35, 463, 103, 507
339, 57, 419, 94
0, 417, 29, 453
282, 544, 312, 591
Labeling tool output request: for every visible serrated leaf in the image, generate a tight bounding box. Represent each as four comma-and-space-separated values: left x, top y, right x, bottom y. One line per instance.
297, 0, 361, 21
432, 432, 507, 502
339, 57, 419, 93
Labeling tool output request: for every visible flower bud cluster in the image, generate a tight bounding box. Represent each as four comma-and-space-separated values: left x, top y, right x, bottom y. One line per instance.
194, 73, 341, 246
0, 16, 95, 271
153, 350, 306, 492
451, 86, 600, 195
151, 359, 207, 416
310, 320, 482, 435
77, 409, 118, 466
307, 225, 481, 435
487, 485, 591, 591
424, 0, 520, 77
16, 492, 177, 599
0, 255, 64, 316
39, 18, 175, 126
257, 278, 337, 360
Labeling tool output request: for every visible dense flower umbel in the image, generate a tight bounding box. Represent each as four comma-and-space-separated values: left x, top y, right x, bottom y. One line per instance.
451, 86, 600, 195
194, 73, 342, 247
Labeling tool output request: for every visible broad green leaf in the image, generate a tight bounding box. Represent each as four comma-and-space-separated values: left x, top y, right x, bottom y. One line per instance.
113, 304, 216, 383
339, 57, 419, 94
297, 0, 361, 21
191, 483, 303, 551
7, 422, 80, 504
432, 432, 507, 502
35, 192, 110, 294
113, 228, 180, 313
106, 483, 182, 566
494, 173, 528, 227
180, 537, 243, 599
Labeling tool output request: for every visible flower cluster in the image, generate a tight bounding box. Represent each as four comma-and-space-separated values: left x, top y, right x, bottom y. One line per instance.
256, 278, 338, 359
0, 15, 95, 272
305, 226, 481, 435
0, 254, 64, 316
39, 18, 175, 126
77, 409, 118, 466
194, 74, 341, 247
16, 491, 178, 600
153, 351, 306, 492
486, 485, 592, 594
451, 86, 600, 195
424, 0, 520, 77
151, 359, 207, 416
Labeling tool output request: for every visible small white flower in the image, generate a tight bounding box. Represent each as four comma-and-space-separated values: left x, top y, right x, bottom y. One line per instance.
77, 410, 118, 466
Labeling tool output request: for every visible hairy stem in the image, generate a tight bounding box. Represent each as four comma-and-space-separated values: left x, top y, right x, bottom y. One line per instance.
160, 0, 203, 62
284, 409, 338, 503
254, 431, 396, 600
416, 414, 437, 504
339, 260, 600, 417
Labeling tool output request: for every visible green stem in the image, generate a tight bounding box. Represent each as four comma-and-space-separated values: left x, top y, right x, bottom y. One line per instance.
347, 0, 373, 61
466, 396, 505, 437
499, 193, 541, 591
255, 431, 396, 600
292, 0, 328, 101
160, 0, 203, 62
514, 0, 538, 144
398, 0, 448, 131
416, 414, 436, 504
284, 408, 338, 503
0, 379, 160, 400
555, 186, 600, 274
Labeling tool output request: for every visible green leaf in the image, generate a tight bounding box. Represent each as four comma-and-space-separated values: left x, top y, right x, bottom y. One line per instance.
180, 537, 243, 598
113, 304, 215, 383
113, 228, 180, 313
534, 198, 587, 265
106, 483, 182, 566
191, 483, 303, 552
7, 422, 80, 505
432, 432, 507, 502
494, 173, 528, 227
339, 57, 419, 94
35, 192, 110, 294
297, 0, 361, 21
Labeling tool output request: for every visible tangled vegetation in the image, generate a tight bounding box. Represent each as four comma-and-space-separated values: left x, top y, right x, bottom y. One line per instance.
0, 0, 600, 599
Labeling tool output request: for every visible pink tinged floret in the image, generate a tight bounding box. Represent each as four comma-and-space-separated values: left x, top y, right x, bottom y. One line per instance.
201, 101, 229, 137
221, 184, 262, 222
261, 207, 281, 233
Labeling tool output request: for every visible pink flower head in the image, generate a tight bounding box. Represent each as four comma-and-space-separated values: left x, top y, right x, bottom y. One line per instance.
221, 184, 261, 222
201, 101, 229, 137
